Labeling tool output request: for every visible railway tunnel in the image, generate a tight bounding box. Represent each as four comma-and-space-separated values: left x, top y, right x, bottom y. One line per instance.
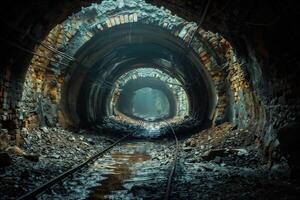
0, 0, 300, 199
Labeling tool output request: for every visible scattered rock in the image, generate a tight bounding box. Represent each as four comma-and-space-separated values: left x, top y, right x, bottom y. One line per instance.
51, 154, 60, 159
202, 149, 227, 161
202, 148, 249, 161
68, 136, 76, 141
236, 148, 249, 156
5, 146, 24, 156
41, 127, 49, 133
87, 138, 95, 145
1, 126, 115, 199
183, 147, 192, 151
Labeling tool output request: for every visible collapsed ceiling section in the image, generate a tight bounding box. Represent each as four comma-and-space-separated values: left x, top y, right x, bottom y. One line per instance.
19, 0, 263, 137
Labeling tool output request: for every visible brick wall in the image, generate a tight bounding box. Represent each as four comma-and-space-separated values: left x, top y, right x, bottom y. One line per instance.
16, 0, 262, 131
20, 25, 65, 130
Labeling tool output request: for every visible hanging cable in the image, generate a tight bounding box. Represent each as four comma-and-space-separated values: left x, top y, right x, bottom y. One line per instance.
0, 35, 69, 67
0, 16, 75, 62
187, 0, 211, 47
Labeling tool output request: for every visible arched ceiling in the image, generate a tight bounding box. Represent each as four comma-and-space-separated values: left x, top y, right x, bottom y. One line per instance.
0, 0, 299, 140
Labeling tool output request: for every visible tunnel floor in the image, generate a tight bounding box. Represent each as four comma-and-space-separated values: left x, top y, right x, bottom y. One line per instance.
1, 124, 299, 199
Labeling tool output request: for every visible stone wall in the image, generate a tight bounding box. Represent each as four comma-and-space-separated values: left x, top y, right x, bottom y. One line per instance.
0, 63, 21, 142
12, 0, 262, 133
1, 0, 298, 166
20, 25, 65, 130
260, 59, 300, 163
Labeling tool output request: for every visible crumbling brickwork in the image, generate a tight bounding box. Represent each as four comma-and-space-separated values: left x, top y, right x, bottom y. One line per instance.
20, 25, 65, 130
0, 0, 299, 167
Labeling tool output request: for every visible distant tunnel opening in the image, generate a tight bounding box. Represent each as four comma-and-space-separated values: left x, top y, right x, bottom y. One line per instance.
120, 87, 171, 121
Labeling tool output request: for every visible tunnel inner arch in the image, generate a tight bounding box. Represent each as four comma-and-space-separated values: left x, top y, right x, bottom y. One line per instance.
61, 23, 216, 134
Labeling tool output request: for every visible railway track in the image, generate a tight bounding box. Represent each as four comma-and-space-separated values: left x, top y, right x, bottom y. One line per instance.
17, 125, 181, 200
164, 122, 180, 200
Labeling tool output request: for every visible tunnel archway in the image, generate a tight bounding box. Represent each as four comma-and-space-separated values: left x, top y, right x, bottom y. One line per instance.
15, 0, 265, 139
62, 23, 216, 134
116, 77, 177, 121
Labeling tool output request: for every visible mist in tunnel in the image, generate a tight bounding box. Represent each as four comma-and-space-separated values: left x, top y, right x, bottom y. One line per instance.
121, 87, 170, 121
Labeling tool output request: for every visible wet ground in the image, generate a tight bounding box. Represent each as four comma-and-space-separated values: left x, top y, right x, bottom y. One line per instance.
39, 140, 174, 200
2, 123, 300, 199
40, 135, 300, 200
0, 127, 115, 199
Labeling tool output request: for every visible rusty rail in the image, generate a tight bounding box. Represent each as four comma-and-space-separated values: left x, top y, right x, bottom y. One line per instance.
164, 122, 180, 200
17, 133, 132, 200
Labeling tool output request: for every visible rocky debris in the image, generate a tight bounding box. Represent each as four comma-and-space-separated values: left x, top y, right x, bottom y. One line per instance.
172, 158, 295, 200
201, 148, 249, 161
0, 123, 297, 199
101, 115, 201, 138
0, 127, 114, 199
39, 140, 175, 200
40, 126, 49, 133
68, 136, 76, 141
5, 146, 25, 156
100, 116, 143, 135
1, 137, 40, 164
184, 122, 236, 148
166, 122, 299, 199
3, 145, 40, 163
182, 122, 261, 167
35, 135, 298, 200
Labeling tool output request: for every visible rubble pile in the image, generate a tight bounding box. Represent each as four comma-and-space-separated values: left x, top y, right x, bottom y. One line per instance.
102, 115, 201, 138
99, 116, 143, 135
182, 122, 262, 167
168, 122, 297, 199
0, 127, 113, 199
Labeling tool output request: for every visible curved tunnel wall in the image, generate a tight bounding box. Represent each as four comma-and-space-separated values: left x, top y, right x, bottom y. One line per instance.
109, 67, 190, 122
63, 23, 214, 128
13, 0, 264, 138
1, 0, 300, 167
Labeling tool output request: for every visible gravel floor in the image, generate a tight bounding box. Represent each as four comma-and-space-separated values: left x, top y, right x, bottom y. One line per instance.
1, 123, 300, 199
0, 127, 115, 199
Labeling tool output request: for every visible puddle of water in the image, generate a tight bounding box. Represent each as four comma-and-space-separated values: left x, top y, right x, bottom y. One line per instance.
112, 152, 150, 163
87, 146, 150, 200
122, 143, 139, 148
87, 163, 129, 200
